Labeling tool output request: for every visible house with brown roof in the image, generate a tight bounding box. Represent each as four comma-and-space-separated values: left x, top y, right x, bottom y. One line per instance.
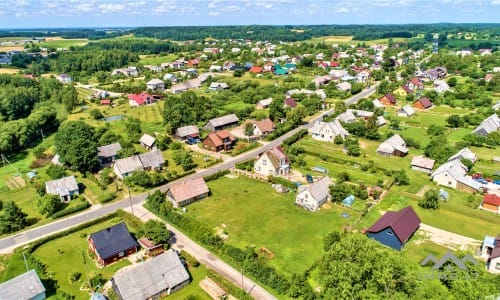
166, 177, 210, 208
254, 146, 290, 177
407, 78, 424, 90
413, 97, 433, 109
202, 130, 236, 152
244, 118, 275, 137
411, 155, 435, 174
379, 93, 397, 106
284, 98, 297, 108
481, 194, 500, 214
367, 206, 421, 250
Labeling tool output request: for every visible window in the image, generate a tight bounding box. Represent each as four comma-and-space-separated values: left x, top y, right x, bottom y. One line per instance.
262, 159, 267, 165
387, 231, 394, 236
496, 262, 500, 270
119, 251, 124, 257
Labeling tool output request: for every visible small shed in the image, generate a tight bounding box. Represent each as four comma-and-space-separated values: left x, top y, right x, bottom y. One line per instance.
138, 237, 164, 257
342, 195, 355, 207
139, 134, 156, 150
312, 166, 328, 174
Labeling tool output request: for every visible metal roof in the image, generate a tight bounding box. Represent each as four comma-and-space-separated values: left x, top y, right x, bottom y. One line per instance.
89, 222, 138, 260
0, 270, 45, 300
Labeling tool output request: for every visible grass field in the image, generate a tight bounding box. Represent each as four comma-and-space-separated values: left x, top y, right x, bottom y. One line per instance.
139, 54, 180, 65
0, 67, 20, 74
38, 38, 88, 49
187, 175, 359, 275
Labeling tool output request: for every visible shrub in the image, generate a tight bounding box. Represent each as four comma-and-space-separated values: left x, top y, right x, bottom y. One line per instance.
51, 201, 90, 219
46, 164, 67, 180
69, 272, 81, 283
180, 250, 200, 267
89, 109, 104, 120
204, 170, 229, 181
99, 191, 116, 203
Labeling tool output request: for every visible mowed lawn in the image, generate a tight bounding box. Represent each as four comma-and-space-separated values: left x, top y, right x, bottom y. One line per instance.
187, 176, 358, 275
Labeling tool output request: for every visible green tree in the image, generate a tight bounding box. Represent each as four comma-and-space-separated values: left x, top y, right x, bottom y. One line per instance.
89, 109, 103, 120
37, 194, 62, 216
419, 189, 440, 209
146, 190, 165, 212
46, 164, 67, 179
329, 183, 352, 203
394, 169, 410, 185
447, 77, 457, 87
55, 121, 99, 172
244, 123, 254, 137
446, 114, 464, 128
0, 201, 28, 234
139, 220, 171, 245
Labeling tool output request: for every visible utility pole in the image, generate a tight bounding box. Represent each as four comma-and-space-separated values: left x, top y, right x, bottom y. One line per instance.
40, 129, 45, 141
241, 268, 244, 293
127, 184, 134, 216
22, 252, 29, 272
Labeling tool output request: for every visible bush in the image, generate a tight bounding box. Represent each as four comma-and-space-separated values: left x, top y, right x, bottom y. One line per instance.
180, 250, 200, 267
116, 209, 143, 231
283, 129, 308, 146
204, 170, 229, 182
98, 191, 116, 203
69, 272, 81, 283
46, 164, 67, 180
89, 109, 104, 120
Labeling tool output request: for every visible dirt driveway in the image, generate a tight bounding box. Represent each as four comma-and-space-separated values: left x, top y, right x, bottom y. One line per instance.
419, 223, 481, 251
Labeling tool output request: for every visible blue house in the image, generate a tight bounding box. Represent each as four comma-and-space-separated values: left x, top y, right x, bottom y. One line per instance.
366, 206, 421, 250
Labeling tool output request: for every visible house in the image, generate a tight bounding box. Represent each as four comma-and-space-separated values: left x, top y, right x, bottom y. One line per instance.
284, 98, 297, 108
138, 149, 165, 171
249, 66, 263, 74
223, 61, 235, 71
254, 146, 290, 177
377, 134, 408, 157
139, 134, 156, 150
163, 73, 178, 82
336, 82, 351, 91
336, 110, 357, 123
128, 93, 154, 107
146, 78, 165, 92
55, 73, 72, 84
295, 176, 333, 212
350, 109, 374, 120
256, 98, 273, 109
88, 222, 139, 266
175, 125, 200, 140
166, 177, 209, 208
366, 206, 421, 250
100, 99, 112, 106
480, 235, 500, 274
143, 65, 162, 73
309, 120, 349, 142
397, 105, 415, 117
0, 269, 46, 300
430, 160, 484, 193
448, 147, 477, 164
274, 68, 288, 76
413, 97, 433, 109
111, 250, 190, 300
245, 118, 275, 137
97, 142, 122, 166
411, 156, 435, 174
113, 156, 144, 179
379, 93, 397, 106
138, 237, 164, 257
209, 65, 222, 72
434, 80, 450, 93
208, 82, 229, 92
45, 175, 79, 202
401, 84, 413, 94
202, 130, 236, 152
376, 116, 387, 127
481, 194, 500, 214
472, 114, 500, 136
356, 70, 370, 83
204, 114, 239, 131
112, 66, 139, 77
407, 78, 423, 90
425, 67, 447, 80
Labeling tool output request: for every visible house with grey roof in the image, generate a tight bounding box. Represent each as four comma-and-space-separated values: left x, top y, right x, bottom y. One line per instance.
113, 156, 144, 179
295, 176, 333, 212
309, 120, 349, 142
376, 134, 409, 157
45, 175, 79, 202
204, 114, 239, 131
97, 142, 122, 166
208, 82, 229, 92
397, 105, 415, 117
448, 147, 477, 164
146, 78, 165, 92
111, 250, 190, 300
139, 134, 156, 150
175, 125, 199, 140
336, 110, 357, 123
472, 114, 499, 136
0, 269, 46, 300
431, 160, 484, 193
138, 149, 165, 171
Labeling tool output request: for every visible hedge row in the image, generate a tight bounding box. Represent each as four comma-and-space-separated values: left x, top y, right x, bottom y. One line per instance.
204, 170, 230, 182
51, 201, 91, 219
283, 129, 308, 146
206, 269, 253, 300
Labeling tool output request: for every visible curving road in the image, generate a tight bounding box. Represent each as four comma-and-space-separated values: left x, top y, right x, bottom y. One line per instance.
0, 86, 376, 298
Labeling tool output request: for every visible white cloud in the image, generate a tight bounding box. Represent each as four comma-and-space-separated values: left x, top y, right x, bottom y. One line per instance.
334, 7, 350, 13
99, 4, 125, 13
222, 5, 239, 12
208, 3, 216, 8
208, 11, 219, 16
492, 0, 500, 4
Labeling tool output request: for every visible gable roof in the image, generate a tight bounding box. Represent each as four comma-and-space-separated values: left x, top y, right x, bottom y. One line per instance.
263, 146, 289, 169
45, 175, 78, 197
308, 176, 332, 201
411, 155, 435, 169
401, 85, 413, 93
139, 134, 156, 147
336, 110, 356, 123
367, 206, 421, 243
284, 98, 297, 108
89, 222, 139, 260
114, 156, 144, 175
311, 120, 349, 138
257, 98, 273, 107
128, 93, 152, 105
448, 147, 477, 163
112, 251, 189, 300
483, 194, 500, 206
205, 114, 239, 129
472, 114, 500, 135
146, 78, 164, 85
399, 105, 415, 116
138, 149, 165, 169
415, 97, 433, 109
175, 125, 199, 138
98, 143, 122, 158
431, 159, 467, 180
381, 93, 396, 104
249, 66, 263, 73
250, 118, 275, 133
0, 270, 45, 300
167, 177, 209, 203
377, 134, 408, 154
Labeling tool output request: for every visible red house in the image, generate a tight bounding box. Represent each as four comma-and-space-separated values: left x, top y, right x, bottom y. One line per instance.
481, 194, 500, 214
379, 93, 396, 106
100, 99, 112, 106
128, 93, 155, 107
413, 97, 433, 109
249, 66, 263, 74
88, 222, 139, 266
202, 130, 236, 152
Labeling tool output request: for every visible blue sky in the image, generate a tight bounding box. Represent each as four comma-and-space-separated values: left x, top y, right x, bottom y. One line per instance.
0, 0, 498, 29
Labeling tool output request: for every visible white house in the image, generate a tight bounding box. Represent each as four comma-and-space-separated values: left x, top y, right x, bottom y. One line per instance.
208, 82, 229, 92
376, 134, 408, 157
480, 235, 500, 274
146, 79, 165, 92
336, 82, 351, 91
433, 80, 450, 93
55, 73, 72, 84
245, 118, 275, 137
254, 146, 290, 177
309, 120, 349, 142
448, 147, 477, 164
397, 105, 415, 117
112, 66, 139, 77
45, 175, 79, 202
163, 73, 178, 82
411, 156, 435, 174
430, 160, 483, 193
295, 176, 332, 212
472, 114, 500, 136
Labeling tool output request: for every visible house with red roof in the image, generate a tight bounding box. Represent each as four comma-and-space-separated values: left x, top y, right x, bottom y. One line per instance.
367, 206, 421, 250
413, 97, 433, 110
379, 93, 397, 106
481, 194, 500, 214
100, 99, 112, 106
202, 130, 236, 152
407, 77, 424, 91
128, 93, 154, 107
249, 66, 263, 74
284, 98, 297, 109
166, 177, 210, 208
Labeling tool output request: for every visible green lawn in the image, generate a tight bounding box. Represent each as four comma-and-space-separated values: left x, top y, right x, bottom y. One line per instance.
38, 39, 88, 49
138, 54, 180, 65
187, 176, 359, 275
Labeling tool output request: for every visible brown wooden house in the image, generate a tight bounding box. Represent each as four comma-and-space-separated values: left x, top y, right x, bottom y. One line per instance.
88, 222, 139, 266
202, 130, 236, 152
379, 93, 397, 106
138, 237, 164, 257
413, 97, 433, 110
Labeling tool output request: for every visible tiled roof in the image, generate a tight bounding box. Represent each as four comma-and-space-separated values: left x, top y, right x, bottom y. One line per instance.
138, 149, 165, 169
483, 194, 500, 206
411, 155, 435, 169
367, 206, 421, 243
139, 134, 156, 147
175, 125, 199, 138
98, 143, 122, 158
168, 177, 209, 203
206, 114, 239, 128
